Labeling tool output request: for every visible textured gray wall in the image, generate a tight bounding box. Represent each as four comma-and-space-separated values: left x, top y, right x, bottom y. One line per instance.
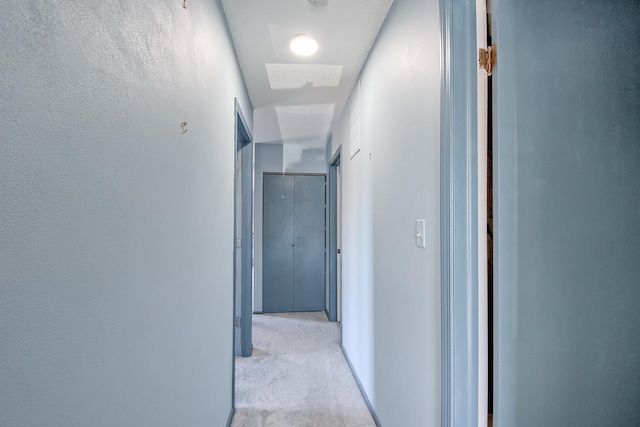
328, 0, 441, 424
493, 1, 640, 425
253, 143, 325, 312
0, 1, 251, 425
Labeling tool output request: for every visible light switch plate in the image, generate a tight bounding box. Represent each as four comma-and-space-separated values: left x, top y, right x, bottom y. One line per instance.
416, 219, 426, 248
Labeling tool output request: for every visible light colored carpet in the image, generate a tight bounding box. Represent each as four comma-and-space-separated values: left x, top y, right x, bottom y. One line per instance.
231, 311, 376, 427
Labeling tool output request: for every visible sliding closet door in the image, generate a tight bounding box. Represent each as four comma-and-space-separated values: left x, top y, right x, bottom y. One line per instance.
263, 174, 326, 313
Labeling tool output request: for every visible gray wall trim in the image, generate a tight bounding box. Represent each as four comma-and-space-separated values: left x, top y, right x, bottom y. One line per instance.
226, 408, 234, 427
240, 133, 253, 356
340, 345, 381, 427
232, 107, 238, 407
440, 0, 480, 426
439, 1, 452, 423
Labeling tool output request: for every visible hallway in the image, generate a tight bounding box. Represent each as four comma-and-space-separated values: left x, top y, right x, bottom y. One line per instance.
2, 0, 639, 425
231, 312, 375, 427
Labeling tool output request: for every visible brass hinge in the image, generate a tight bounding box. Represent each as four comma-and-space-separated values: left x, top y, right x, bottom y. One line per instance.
479, 45, 496, 76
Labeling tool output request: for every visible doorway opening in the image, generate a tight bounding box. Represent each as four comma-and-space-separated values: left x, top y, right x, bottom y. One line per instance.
233, 98, 253, 362
477, 0, 494, 425
261, 172, 327, 313
440, 0, 495, 423
327, 147, 342, 322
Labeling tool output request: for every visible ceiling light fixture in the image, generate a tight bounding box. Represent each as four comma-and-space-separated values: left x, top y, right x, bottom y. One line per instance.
289, 35, 319, 56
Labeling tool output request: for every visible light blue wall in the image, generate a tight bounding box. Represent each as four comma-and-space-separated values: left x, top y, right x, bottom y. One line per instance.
328, 0, 441, 424
253, 143, 325, 312
493, 1, 640, 425
0, 1, 251, 426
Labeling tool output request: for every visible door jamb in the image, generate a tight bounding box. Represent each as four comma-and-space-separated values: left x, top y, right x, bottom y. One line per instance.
440, 0, 481, 426
326, 146, 341, 322
476, 0, 490, 424
232, 98, 253, 408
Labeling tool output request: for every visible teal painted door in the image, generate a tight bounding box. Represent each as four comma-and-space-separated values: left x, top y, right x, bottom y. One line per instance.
263, 174, 326, 313
492, 1, 640, 425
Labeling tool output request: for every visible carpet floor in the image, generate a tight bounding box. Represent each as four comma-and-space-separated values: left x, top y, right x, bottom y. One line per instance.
231, 311, 376, 427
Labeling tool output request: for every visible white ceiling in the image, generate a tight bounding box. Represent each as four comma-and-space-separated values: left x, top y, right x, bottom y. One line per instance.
221, 0, 394, 147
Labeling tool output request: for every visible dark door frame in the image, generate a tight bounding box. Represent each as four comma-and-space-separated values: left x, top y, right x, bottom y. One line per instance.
233, 98, 253, 363
326, 146, 341, 322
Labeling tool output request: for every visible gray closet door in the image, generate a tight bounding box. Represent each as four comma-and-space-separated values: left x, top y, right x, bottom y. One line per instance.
293, 175, 326, 311
263, 175, 295, 312
263, 174, 325, 313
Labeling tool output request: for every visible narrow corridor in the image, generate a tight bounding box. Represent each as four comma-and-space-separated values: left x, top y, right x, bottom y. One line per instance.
231, 312, 375, 427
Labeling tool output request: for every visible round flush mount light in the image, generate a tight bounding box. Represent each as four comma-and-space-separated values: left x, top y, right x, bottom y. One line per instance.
290, 35, 318, 56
